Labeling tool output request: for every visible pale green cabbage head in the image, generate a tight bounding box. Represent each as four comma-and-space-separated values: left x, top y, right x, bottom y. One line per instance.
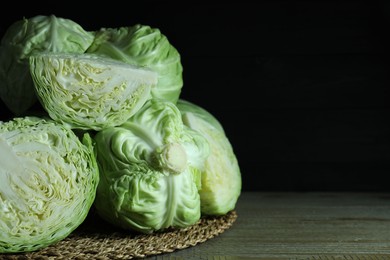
177, 99, 242, 215
93, 99, 209, 234
0, 116, 99, 253
0, 15, 94, 115
30, 52, 158, 130
86, 24, 183, 103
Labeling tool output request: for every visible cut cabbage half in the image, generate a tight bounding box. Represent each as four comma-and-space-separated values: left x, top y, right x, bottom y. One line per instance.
0, 116, 99, 253
30, 52, 158, 130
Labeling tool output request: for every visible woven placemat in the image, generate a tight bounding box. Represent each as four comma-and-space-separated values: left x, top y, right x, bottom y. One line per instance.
2, 210, 237, 260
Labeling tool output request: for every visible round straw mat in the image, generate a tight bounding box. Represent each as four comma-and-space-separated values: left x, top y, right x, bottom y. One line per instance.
2, 210, 237, 260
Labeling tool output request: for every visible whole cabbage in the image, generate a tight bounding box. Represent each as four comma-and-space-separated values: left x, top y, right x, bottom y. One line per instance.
177, 99, 242, 215
93, 99, 209, 234
0, 116, 99, 253
87, 24, 183, 104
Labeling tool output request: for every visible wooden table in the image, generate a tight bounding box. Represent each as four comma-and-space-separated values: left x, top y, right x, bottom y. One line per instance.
145, 192, 390, 259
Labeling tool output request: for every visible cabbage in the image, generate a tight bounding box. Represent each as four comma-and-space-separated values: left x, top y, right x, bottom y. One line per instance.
29, 52, 158, 130
177, 99, 242, 215
86, 24, 183, 103
93, 99, 209, 234
0, 15, 94, 115
0, 116, 99, 253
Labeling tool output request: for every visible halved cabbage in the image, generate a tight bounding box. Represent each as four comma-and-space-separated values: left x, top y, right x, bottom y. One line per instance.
30, 52, 158, 130
0, 116, 99, 253
93, 99, 209, 234
177, 99, 242, 215
0, 15, 95, 115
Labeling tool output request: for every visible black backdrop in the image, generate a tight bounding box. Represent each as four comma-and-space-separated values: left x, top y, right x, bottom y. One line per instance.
1, 1, 390, 192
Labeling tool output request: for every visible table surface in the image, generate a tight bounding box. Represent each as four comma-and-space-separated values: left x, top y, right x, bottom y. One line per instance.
144, 191, 390, 259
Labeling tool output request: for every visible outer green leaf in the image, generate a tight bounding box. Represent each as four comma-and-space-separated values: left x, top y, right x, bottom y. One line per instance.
0, 116, 99, 253
177, 99, 242, 215
0, 15, 94, 115
93, 99, 209, 234
87, 24, 183, 103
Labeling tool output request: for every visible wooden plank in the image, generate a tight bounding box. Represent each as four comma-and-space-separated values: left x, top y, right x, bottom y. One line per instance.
145, 192, 390, 259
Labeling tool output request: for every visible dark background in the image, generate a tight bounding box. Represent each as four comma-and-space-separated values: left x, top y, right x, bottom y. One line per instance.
1, 1, 390, 192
